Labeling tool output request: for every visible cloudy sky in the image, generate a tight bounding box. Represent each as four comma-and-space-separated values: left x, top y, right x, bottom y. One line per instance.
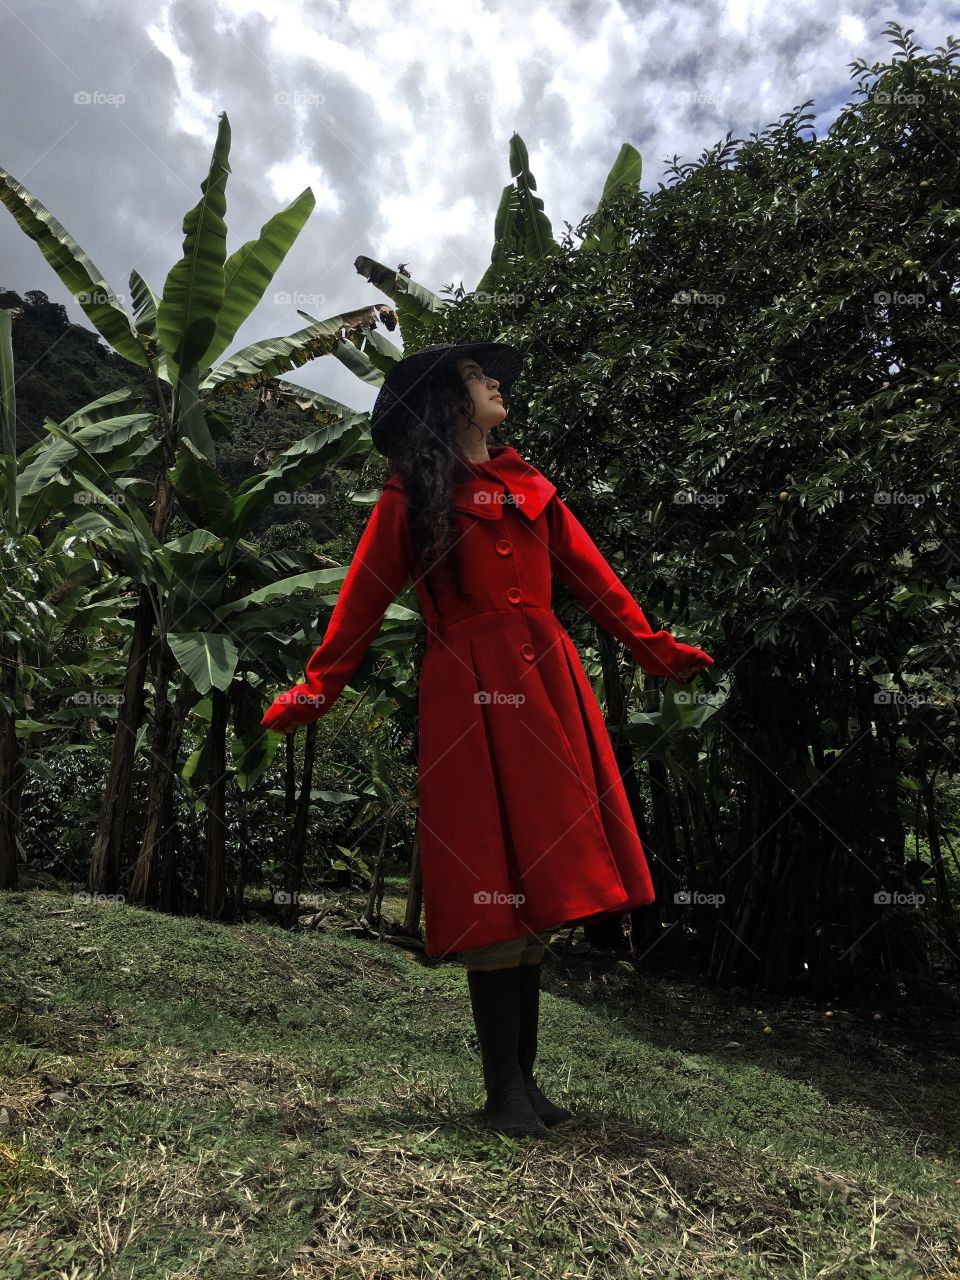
0, 0, 953, 413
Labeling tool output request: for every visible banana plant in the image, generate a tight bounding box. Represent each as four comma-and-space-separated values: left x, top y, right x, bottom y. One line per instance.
2, 111, 445, 900
63, 408, 418, 913
475, 134, 643, 294
0, 112, 415, 893
148, 400, 416, 919
165, 428, 420, 918
0, 312, 147, 887
475, 133, 559, 297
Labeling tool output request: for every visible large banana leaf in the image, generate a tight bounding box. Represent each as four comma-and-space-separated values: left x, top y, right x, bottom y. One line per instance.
580, 143, 643, 253
214, 568, 417, 625
216, 567, 350, 618
325, 333, 392, 387
200, 305, 389, 390
42, 421, 160, 556
509, 132, 556, 259
0, 308, 18, 531
260, 377, 357, 422
167, 630, 239, 694
352, 256, 446, 324
476, 183, 518, 296
64, 590, 135, 633
157, 111, 230, 382
0, 170, 147, 368
68, 506, 157, 585
129, 269, 160, 340
59, 387, 151, 433
16, 398, 158, 532
231, 725, 281, 792
152, 528, 224, 589
20, 414, 155, 492
171, 414, 372, 545
475, 132, 556, 296
199, 187, 316, 371
181, 738, 210, 791
168, 438, 234, 534
229, 413, 370, 536
40, 443, 160, 540
178, 364, 218, 460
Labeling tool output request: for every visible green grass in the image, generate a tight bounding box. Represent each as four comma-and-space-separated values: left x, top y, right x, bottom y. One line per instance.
1, 885, 959, 1279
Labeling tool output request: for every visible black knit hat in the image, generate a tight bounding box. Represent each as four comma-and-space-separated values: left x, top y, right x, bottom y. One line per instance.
369, 341, 523, 456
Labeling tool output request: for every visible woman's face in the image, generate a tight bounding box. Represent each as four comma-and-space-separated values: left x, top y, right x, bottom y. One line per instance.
455, 357, 508, 432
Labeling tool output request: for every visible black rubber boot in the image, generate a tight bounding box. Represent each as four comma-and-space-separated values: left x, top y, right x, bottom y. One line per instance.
467, 967, 549, 1136
515, 962, 576, 1128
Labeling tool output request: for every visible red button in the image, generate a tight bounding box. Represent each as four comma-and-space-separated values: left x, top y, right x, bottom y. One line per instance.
506, 587, 522, 605
496, 539, 513, 556
521, 643, 535, 661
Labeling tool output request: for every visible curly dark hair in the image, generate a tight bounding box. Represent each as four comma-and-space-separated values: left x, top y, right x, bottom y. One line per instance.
378, 357, 498, 620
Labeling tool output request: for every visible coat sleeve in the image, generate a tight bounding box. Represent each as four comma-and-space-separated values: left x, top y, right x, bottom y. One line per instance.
545, 494, 714, 683
261, 486, 415, 732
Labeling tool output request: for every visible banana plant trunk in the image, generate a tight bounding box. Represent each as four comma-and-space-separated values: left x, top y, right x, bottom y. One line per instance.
88, 469, 176, 893
280, 720, 318, 925
202, 685, 230, 919
403, 825, 423, 938
128, 659, 194, 905
365, 816, 394, 933
284, 735, 296, 817
0, 637, 22, 888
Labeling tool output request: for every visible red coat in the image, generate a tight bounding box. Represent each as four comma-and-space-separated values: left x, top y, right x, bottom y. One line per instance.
262, 444, 714, 958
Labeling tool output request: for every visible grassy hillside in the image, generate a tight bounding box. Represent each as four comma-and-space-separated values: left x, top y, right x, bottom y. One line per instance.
1, 885, 959, 1279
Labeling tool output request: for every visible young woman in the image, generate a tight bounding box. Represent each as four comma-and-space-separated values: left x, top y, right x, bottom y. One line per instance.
261, 342, 715, 1136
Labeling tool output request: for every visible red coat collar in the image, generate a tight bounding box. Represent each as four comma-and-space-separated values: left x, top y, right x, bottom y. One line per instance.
384, 445, 556, 522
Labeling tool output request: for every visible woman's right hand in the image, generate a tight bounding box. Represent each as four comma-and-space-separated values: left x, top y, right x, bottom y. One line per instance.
672, 650, 715, 686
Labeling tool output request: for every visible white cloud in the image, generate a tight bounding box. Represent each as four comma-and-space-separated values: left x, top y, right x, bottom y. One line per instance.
0, 0, 946, 411
144, 7, 217, 139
